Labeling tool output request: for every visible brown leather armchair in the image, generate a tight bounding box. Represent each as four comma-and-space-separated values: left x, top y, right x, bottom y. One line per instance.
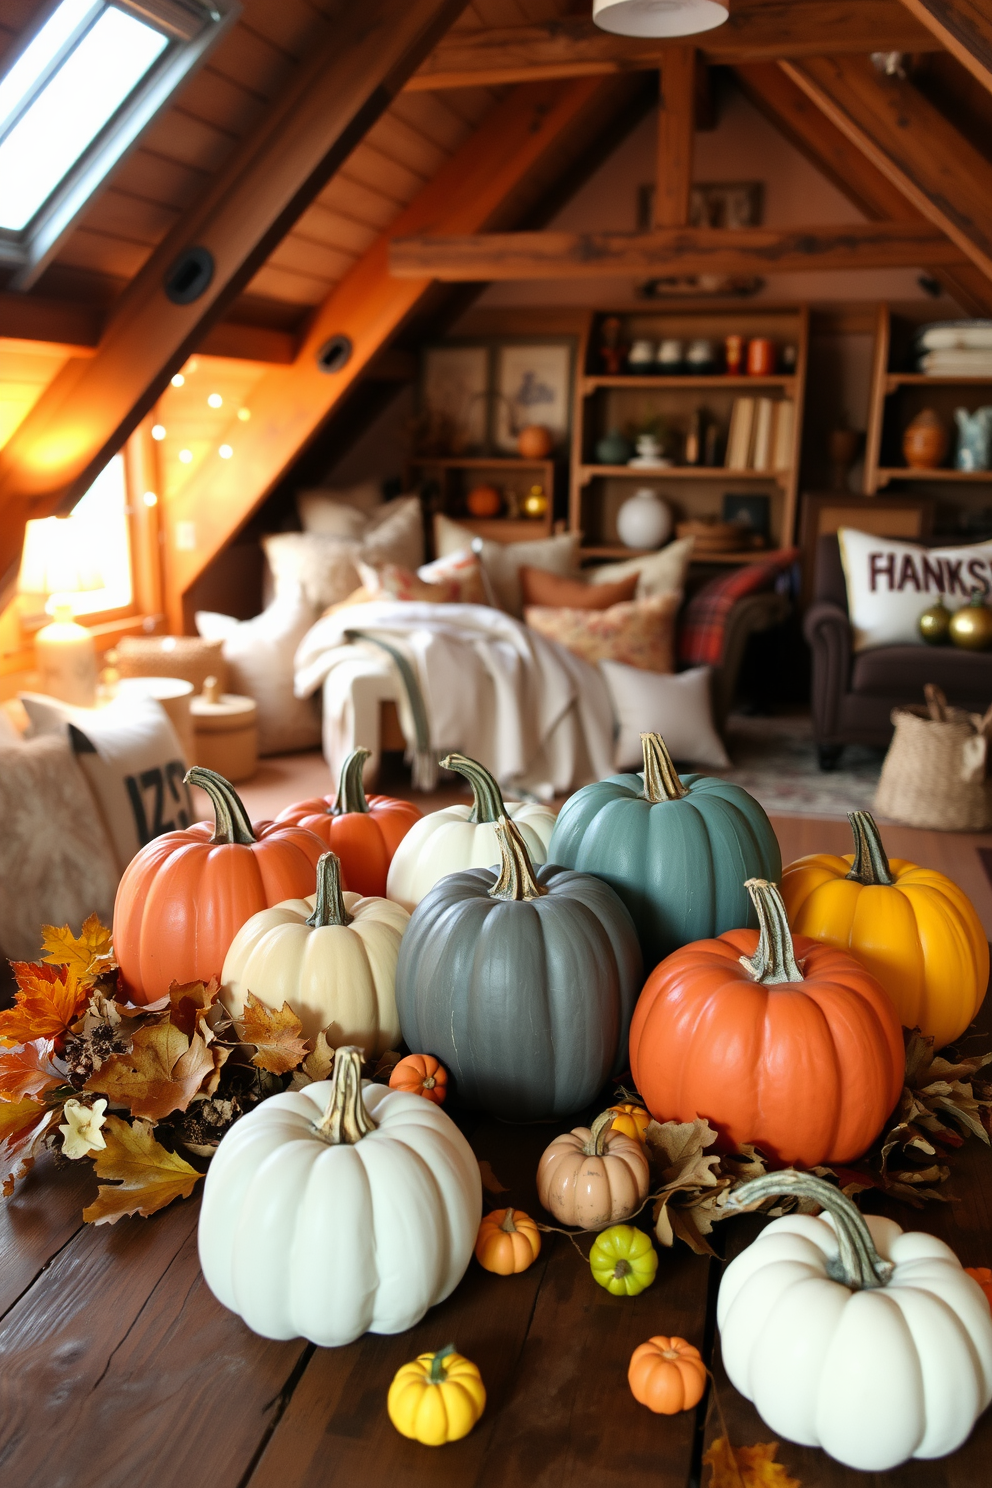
805, 533, 992, 768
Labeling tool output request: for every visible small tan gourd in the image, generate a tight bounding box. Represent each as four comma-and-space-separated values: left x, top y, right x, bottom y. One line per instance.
537, 1109, 650, 1230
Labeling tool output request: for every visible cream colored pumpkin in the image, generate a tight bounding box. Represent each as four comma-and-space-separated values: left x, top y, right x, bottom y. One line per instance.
222, 851, 408, 1054
537, 1110, 650, 1229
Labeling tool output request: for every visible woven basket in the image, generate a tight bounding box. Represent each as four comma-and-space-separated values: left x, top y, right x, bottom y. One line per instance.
875, 685, 992, 830
115, 635, 228, 694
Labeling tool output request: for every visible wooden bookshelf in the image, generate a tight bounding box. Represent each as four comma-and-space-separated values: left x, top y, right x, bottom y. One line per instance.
569, 305, 809, 564
406, 454, 555, 542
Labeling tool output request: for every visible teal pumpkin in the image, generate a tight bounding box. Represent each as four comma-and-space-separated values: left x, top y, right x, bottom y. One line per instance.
395, 816, 643, 1122
548, 733, 781, 968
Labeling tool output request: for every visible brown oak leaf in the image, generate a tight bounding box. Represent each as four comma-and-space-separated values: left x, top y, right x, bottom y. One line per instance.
0, 1097, 59, 1197
0, 963, 88, 1046
85, 1022, 222, 1120
0, 1039, 65, 1102
288, 1029, 335, 1090
169, 977, 221, 1039
704, 1436, 801, 1488
82, 1116, 203, 1224
40, 913, 116, 985
233, 993, 308, 1075
645, 1116, 723, 1190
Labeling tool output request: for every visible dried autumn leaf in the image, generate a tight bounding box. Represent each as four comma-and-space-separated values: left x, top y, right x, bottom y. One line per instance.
0, 1097, 59, 1198
0, 963, 88, 1046
169, 977, 221, 1039
703, 1435, 801, 1488
82, 1116, 203, 1224
0, 1039, 65, 1102
644, 1116, 723, 1191
288, 1029, 335, 1090
40, 912, 116, 985
85, 1022, 221, 1121
233, 992, 308, 1075
478, 1160, 510, 1196
370, 1048, 403, 1082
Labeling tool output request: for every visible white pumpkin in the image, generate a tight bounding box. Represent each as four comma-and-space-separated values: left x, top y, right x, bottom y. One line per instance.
222, 851, 408, 1053
718, 1171, 992, 1472
198, 1045, 482, 1346
386, 752, 556, 911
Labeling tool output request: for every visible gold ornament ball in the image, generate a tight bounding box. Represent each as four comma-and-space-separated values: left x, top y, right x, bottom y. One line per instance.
522, 484, 548, 519
919, 600, 951, 645
949, 591, 992, 651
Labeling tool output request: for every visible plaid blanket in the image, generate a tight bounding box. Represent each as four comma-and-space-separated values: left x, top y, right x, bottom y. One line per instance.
677, 549, 799, 668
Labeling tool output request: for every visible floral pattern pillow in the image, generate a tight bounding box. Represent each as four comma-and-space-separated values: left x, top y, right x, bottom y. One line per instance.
524, 592, 680, 673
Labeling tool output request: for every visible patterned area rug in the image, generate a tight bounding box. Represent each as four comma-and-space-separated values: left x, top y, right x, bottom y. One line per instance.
711, 711, 886, 819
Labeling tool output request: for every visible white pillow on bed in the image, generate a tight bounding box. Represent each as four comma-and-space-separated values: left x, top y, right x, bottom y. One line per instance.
434, 513, 580, 617
264, 497, 424, 609
600, 660, 729, 770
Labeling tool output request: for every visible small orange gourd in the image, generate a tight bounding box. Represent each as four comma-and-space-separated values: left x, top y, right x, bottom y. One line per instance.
475, 1208, 541, 1274
389, 1053, 448, 1105
628, 1336, 707, 1414
608, 1103, 651, 1144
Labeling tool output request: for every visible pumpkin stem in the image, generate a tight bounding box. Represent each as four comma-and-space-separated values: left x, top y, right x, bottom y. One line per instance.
584, 1109, 616, 1157
845, 811, 895, 887
613, 1259, 632, 1279
739, 879, 804, 985
489, 816, 547, 902
499, 1209, 518, 1234
428, 1344, 456, 1384
727, 1171, 894, 1291
313, 1045, 375, 1145
184, 766, 256, 846
440, 752, 507, 824
640, 734, 689, 803
306, 852, 353, 928
332, 747, 371, 816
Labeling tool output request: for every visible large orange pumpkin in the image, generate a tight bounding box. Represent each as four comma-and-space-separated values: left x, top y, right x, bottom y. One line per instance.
114, 766, 326, 1004
629, 878, 904, 1167
275, 746, 421, 898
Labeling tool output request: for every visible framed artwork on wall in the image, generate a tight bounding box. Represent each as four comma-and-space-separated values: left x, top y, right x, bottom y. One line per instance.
493, 342, 573, 454
420, 345, 489, 453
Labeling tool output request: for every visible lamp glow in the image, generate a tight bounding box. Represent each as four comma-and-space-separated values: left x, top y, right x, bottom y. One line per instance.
592, 0, 728, 38
17, 515, 107, 706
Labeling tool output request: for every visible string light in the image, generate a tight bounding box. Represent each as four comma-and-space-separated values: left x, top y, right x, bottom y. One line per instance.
237, 407, 250, 421
207, 393, 222, 408
151, 424, 166, 440
142, 490, 158, 506
218, 444, 233, 459
178, 449, 193, 464
170, 373, 185, 387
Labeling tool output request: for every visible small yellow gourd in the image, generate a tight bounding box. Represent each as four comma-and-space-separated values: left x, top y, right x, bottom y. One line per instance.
387, 1344, 486, 1445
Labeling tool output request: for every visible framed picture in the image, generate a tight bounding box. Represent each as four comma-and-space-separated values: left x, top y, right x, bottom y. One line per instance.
493, 342, 572, 454
420, 345, 489, 453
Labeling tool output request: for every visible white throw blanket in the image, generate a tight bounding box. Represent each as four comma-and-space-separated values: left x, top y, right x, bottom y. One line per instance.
294, 601, 616, 794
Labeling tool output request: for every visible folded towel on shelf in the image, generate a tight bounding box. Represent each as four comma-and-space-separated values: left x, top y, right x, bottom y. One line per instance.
918, 348, 992, 376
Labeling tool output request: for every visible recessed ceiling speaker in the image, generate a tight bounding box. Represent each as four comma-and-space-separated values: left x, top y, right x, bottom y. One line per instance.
316, 334, 353, 373
592, 0, 728, 38
164, 246, 214, 304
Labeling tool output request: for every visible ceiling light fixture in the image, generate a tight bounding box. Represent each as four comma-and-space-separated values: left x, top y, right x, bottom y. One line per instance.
592, 0, 727, 38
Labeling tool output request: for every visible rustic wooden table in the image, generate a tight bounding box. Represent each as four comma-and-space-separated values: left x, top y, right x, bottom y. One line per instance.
2, 1028, 991, 1488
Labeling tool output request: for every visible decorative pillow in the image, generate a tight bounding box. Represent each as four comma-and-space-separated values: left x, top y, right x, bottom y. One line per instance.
21, 693, 192, 875
434, 513, 581, 616
0, 734, 120, 960
520, 565, 637, 609
264, 496, 424, 609
589, 536, 695, 598
297, 481, 384, 530
525, 592, 679, 673
357, 561, 459, 604
418, 549, 490, 606
196, 587, 322, 755
678, 549, 798, 668
600, 660, 729, 770
838, 527, 992, 651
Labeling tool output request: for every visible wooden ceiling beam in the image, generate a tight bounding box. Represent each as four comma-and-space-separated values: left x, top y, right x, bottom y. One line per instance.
783, 55, 992, 283
388, 222, 967, 280
407, 3, 938, 91
898, 1, 992, 95
0, 0, 468, 595
655, 50, 695, 228
734, 61, 992, 316
159, 77, 634, 631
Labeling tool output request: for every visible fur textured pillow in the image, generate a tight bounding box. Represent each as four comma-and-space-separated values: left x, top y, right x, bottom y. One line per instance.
525, 592, 680, 673
0, 734, 119, 960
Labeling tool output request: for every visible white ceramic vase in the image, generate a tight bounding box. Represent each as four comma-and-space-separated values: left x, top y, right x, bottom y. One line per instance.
616, 488, 672, 549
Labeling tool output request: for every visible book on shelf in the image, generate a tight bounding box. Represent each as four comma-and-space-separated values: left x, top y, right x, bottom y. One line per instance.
723, 396, 795, 471
773, 399, 795, 470
725, 398, 755, 470
751, 397, 775, 472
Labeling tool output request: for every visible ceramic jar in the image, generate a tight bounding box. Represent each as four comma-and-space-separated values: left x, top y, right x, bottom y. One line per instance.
596, 429, 632, 465
628, 340, 655, 371
656, 339, 684, 373
747, 338, 775, 375
903, 408, 948, 470
616, 489, 672, 549
954, 407, 992, 471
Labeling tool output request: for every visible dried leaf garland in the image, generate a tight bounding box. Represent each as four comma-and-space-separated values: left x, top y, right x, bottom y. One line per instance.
704, 1436, 801, 1488
40, 913, 116, 986
82, 1116, 203, 1224
84, 1022, 226, 1121
0, 963, 88, 1046
233, 993, 308, 1075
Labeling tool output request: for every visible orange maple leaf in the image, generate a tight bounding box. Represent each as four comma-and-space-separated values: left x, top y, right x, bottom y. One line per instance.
0, 1097, 59, 1198
168, 976, 221, 1039
82, 1116, 203, 1224
84, 1022, 225, 1121
0, 1039, 65, 1102
704, 1436, 801, 1488
40, 912, 116, 985
0, 963, 88, 1046
234, 992, 308, 1075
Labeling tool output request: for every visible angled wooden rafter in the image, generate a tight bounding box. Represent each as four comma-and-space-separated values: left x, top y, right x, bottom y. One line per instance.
0, 0, 469, 597
160, 77, 634, 631
898, 0, 992, 94
407, 2, 938, 91
388, 222, 967, 281
782, 55, 992, 283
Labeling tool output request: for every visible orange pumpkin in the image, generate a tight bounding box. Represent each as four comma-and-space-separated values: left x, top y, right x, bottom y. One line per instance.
629, 878, 904, 1168
389, 1052, 448, 1105
609, 1103, 651, 1144
466, 484, 502, 518
629, 1337, 707, 1415
114, 767, 325, 1005
966, 1267, 992, 1310
475, 1208, 541, 1274
517, 425, 554, 459
275, 747, 421, 898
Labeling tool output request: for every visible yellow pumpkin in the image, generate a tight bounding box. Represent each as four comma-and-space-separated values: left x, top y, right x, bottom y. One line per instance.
387, 1344, 485, 1445
780, 810, 988, 1049
608, 1103, 651, 1144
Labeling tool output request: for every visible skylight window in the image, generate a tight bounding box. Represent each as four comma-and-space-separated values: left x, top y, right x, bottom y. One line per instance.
0, 0, 236, 286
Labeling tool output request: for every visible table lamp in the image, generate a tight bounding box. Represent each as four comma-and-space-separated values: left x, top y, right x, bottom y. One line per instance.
592, 0, 727, 37
18, 517, 106, 706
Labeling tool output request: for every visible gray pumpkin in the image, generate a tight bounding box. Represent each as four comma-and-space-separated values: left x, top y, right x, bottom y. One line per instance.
395, 816, 643, 1121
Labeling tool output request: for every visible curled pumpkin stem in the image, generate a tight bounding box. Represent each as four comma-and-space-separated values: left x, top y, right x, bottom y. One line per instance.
583, 1110, 617, 1157
440, 753, 506, 825
332, 747, 371, 816
640, 733, 689, 803
845, 810, 895, 887
489, 816, 547, 902
739, 879, 804, 986
314, 1045, 375, 1145
184, 766, 256, 846
726, 1170, 894, 1290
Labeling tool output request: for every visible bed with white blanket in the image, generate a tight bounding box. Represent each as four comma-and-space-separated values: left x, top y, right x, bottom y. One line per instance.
294, 601, 617, 798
